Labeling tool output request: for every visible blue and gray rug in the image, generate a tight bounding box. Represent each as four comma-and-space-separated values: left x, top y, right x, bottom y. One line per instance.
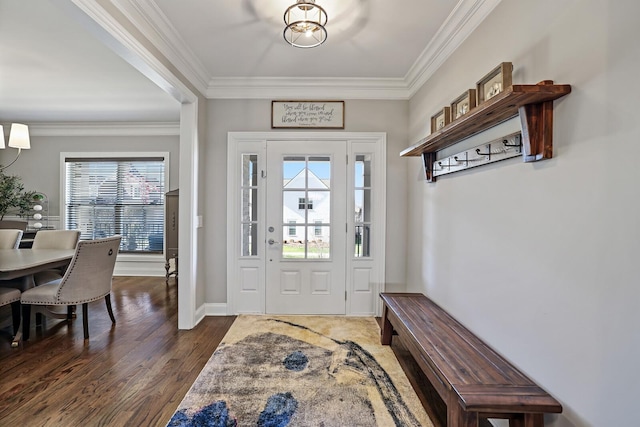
167, 316, 432, 427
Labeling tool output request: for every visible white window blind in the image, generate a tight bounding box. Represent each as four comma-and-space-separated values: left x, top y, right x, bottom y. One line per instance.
65, 157, 165, 253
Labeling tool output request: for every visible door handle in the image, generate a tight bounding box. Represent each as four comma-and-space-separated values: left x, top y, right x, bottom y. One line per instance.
268, 239, 280, 245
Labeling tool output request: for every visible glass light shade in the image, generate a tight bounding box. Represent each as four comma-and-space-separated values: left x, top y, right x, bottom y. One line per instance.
33, 213, 42, 220
8, 123, 30, 149
33, 204, 43, 211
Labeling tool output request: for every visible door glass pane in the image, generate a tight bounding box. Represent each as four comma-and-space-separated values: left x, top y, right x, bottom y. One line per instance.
241, 154, 258, 257
307, 191, 329, 222
283, 190, 306, 222
242, 155, 258, 187
355, 154, 371, 187
355, 154, 372, 258
354, 189, 371, 222
282, 225, 305, 259
355, 225, 371, 257
242, 188, 258, 222
283, 156, 306, 185
242, 223, 258, 256
281, 155, 331, 260
308, 156, 331, 189
307, 226, 330, 258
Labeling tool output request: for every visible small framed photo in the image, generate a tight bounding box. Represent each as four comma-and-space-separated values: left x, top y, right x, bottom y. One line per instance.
476, 62, 513, 104
450, 89, 477, 120
430, 107, 451, 133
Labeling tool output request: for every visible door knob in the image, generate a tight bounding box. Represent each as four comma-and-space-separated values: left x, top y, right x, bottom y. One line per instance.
268, 239, 280, 245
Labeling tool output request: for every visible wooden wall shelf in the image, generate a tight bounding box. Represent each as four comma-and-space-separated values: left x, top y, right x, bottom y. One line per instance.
401, 81, 571, 162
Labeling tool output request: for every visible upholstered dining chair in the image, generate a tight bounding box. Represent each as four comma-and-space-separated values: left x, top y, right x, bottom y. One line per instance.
32, 229, 82, 250
31, 230, 81, 285
0, 287, 21, 339
0, 229, 23, 249
20, 235, 122, 341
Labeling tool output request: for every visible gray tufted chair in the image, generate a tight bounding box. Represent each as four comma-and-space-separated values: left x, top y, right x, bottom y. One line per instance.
0, 287, 21, 339
0, 229, 23, 249
31, 230, 81, 285
32, 229, 81, 249
20, 235, 122, 341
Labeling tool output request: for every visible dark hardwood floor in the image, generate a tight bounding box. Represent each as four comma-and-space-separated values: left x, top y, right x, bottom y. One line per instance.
0, 276, 235, 427
0, 277, 476, 427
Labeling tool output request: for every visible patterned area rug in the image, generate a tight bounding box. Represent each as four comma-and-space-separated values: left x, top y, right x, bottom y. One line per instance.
167, 315, 433, 427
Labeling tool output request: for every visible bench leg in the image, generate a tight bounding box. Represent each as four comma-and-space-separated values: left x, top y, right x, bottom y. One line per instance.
448, 393, 479, 427
381, 304, 393, 345
510, 413, 544, 427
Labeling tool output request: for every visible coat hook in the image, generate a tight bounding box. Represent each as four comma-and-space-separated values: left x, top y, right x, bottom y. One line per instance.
502, 138, 522, 148
453, 155, 469, 167
475, 148, 491, 156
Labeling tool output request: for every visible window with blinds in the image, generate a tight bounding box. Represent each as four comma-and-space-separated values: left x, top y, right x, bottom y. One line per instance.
65, 157, 166, 253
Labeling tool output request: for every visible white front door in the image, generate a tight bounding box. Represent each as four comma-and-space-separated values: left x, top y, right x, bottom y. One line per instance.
227, 132, 386, 317
265, 140, 347, 314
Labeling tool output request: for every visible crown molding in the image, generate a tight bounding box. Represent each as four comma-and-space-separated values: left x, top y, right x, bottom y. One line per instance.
26, 122, 180, 136
203, 0, 502, 99
113, 0, 210, 95
70, 0, 501, 101
207, 77, 410, 100
405, 0, 503, 97
65, 0, 197, 103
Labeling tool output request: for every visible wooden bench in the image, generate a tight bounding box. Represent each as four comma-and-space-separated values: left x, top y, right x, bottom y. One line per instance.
380, 293, 562, 427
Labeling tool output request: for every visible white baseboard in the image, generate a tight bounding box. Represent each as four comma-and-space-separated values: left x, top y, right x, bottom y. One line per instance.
189, 304, 228, 330
205, 303, 229, 316
195, 303, 206, 325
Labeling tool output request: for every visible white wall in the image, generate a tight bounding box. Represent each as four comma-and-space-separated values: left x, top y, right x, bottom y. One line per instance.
205, 99, 408, 304
407, 1, 639, 426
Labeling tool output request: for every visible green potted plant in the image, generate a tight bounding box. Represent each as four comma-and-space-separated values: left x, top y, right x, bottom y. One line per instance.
0, 170, 37, 220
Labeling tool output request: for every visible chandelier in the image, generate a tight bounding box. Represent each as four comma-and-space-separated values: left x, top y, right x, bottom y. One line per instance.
283, 0, 328, 48
0, 123, 30, 172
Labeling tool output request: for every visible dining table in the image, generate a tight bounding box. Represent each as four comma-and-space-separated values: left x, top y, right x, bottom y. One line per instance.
0, 248, 75, 346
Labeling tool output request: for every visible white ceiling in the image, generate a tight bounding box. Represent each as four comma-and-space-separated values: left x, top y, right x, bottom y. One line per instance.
152, 0, 456, 79
0, 0, 499, 123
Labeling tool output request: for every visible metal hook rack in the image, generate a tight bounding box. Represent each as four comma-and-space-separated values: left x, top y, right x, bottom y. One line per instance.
427, 132, 522, 179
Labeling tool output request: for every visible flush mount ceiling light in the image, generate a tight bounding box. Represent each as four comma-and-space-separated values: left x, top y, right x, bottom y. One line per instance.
283, 0, 328, 48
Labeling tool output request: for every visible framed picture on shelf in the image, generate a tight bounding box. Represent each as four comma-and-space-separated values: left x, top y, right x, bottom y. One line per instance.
476, 62, 513, 104
450, 89, 477, 120
430, 107, 451, 133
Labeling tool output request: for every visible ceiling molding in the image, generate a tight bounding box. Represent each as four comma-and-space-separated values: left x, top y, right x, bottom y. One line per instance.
205, 0, 502, 99
65, 0, 198, 104
27, 122, 180, 137
73, 0, 501, 101
113, 0, 210, 95
207, 77, 410, 100
405, 0, 503, 97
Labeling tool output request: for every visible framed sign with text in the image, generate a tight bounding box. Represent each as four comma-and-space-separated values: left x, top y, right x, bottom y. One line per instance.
271, 101, 345, 129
